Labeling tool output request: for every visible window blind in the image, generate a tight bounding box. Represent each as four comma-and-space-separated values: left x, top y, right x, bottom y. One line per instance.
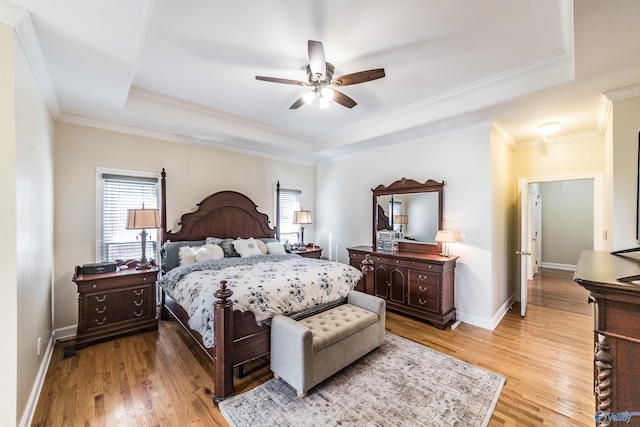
101, 174, 159, 262
279, 188, 302, 243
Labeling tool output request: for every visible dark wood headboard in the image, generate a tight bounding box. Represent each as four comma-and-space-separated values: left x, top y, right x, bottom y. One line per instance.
160, 169, 279, 243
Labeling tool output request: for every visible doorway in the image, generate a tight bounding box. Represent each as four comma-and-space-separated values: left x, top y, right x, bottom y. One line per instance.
518, 173, 603, 316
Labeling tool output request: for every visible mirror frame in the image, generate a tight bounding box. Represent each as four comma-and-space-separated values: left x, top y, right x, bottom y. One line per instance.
372, 177, 444, 254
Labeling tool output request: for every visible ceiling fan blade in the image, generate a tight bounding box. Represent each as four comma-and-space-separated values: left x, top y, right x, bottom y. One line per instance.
308, 40, 326, 79
289, 96, 306, 109
332, 90, 357, 108
333, 68, 386, 86
255, 76, 308, 86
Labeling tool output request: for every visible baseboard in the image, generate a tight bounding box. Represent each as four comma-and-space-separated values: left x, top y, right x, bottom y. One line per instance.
456, 295, 515, 331
18, 334, 54, 427
540, 262, 576, 271
55, 324, 77, 341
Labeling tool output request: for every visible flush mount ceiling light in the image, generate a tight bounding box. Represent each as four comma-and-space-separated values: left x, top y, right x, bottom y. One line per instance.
537, 121, 560, 141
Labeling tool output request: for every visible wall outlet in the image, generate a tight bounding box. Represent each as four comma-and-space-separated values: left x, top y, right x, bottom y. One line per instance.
460, 229, 471, 240
37, 337, 42, 356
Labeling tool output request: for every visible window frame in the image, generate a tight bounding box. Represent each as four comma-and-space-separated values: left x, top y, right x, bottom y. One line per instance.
275, 183, 303, 244
95, 167, 162, 263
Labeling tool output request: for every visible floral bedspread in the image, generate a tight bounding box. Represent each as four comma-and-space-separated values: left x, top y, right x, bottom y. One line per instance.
158, 254, 361, 348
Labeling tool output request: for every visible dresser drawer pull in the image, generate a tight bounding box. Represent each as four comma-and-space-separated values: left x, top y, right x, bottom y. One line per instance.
428, 265, 433, 269
418, 275, 427, 281
95, 306, 107, 314
95, 317, 107, 325
134, 299, 144, 307
418, 298, 428, 305
95, 295, 107, 303
134, 310, 144, 317
418, 285, 428, 293
134, 289, 145, 296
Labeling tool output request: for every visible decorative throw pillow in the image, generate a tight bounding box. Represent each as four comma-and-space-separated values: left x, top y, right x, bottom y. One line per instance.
256, 239, 268, 255
205, 237, 224, 246
233, 238, 263, 258
219, 239, 241, 257
178, 245, 199, 265
266, 241, 286, 254
160, 240, 206, 272
195, 244, 224, 262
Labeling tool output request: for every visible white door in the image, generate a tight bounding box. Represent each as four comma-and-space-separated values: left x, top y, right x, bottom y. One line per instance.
517, 178, 531, 317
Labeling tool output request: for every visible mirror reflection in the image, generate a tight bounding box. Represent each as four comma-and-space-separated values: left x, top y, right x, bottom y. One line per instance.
376, 192, 440, 243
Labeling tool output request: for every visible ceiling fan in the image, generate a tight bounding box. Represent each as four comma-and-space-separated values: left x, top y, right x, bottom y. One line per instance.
255, 40, 385, 109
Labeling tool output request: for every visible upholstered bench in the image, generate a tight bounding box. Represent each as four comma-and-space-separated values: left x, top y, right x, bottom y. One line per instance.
270, 290, 385, 397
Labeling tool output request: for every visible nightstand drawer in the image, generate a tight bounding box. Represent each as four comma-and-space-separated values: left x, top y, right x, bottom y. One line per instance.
77, 271, 157, 293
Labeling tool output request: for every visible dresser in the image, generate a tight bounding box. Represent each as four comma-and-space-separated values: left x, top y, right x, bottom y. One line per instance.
574, 250, 640, 424
73, 266, 159, 348
347, 246, 457, 329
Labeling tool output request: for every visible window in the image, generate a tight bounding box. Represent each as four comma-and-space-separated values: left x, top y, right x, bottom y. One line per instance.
97, 170, 160, 262
278, 187, 302, 244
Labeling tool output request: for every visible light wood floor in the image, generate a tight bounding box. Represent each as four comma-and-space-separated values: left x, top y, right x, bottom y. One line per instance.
32, 303, 594, 426
528, 267, 591, 315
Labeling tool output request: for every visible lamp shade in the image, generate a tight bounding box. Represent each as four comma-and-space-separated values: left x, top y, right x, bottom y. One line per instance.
293, 210, 312, 225
126, 208, 161, 230
394, 215, 409, 225
435, 230, 455, 243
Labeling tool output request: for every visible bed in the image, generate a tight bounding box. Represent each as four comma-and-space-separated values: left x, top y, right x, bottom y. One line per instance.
157, 170, 362, 404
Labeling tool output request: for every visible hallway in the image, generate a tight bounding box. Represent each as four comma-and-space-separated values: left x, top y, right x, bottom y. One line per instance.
527, 267, 591, 315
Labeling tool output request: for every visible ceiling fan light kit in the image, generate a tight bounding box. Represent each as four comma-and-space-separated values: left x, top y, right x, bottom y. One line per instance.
255, 40, 385, 110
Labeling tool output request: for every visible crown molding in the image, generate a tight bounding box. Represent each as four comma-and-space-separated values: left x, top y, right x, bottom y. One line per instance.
490, 121, 517, 149
1, 3, 62, 118
603, 83, 640, 102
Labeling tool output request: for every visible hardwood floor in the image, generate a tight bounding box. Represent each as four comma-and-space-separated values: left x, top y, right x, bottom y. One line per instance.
528, 267, 591, 315
32, 304, 594, 426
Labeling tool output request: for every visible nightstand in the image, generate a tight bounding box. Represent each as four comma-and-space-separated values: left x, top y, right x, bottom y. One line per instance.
289, 245, 323, 259
72, 265, 159, 348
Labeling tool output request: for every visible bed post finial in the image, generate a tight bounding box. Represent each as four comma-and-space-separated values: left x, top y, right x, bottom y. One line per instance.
213, 280, 234, 404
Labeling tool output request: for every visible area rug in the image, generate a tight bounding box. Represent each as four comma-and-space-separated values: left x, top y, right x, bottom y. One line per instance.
219, 333, 505, 427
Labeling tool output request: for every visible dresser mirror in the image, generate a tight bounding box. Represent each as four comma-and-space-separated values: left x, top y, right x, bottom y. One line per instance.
372, 178, 444, 254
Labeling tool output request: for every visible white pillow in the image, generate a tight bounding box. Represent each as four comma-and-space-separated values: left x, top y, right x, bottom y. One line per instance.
233, 238, 263, 258
266, 241, 286, 254
195, 244, 224, 262
178, 245, 199, 265
256, 239, 268, 255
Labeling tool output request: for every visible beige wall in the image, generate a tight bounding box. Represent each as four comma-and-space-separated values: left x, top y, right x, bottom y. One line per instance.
1, 21, 56, 426
611, 96, 640, 250
539, 180, 594, 266
0, 23, 18, 427
54, 123, 315, 331
490, 127, 516, 317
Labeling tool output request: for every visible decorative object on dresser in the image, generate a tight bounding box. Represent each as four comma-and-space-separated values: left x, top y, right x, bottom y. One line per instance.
435, 229, 456, 257
72, 265, 159, 349
126, 205, 161, 270
349, 177, 457, 329
293, 210, 312, 245
574, 250, 640, 424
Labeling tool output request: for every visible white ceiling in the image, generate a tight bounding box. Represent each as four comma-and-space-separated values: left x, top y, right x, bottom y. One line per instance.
4, 0, 640, 162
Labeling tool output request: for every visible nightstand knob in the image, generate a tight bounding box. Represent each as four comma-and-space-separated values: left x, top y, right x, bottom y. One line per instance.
134, 289, 144, 296
95, 318, 107, 325
95, 306, 107, 314
95, 295, 107, 303
92, 284, 97, 289
134, 300, 143, 307
134, 310, 144, 317
143, 277, 147, 281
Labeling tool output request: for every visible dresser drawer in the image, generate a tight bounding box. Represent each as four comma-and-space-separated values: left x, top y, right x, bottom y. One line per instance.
407, 270, 440, 312
77, 271, 157, 293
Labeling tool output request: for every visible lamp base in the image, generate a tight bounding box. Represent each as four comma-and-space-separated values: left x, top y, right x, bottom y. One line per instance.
136, 260, 151, 270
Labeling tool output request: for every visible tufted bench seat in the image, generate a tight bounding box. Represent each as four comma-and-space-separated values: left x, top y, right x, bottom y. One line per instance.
270, 290, 385, 397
